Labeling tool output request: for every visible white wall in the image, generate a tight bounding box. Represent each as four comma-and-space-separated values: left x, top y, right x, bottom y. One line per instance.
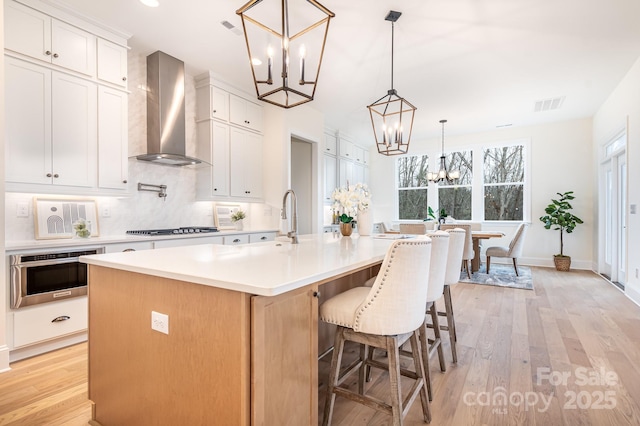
369, 118, 594, 269
1, 0, 10, 373
593, 56, 640, 305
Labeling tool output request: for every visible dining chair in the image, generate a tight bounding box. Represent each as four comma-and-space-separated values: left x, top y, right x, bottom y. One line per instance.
320, 238, 433, 425
399, 223, 428, 234
486, 223, 528, 276
439, 224, 473, 278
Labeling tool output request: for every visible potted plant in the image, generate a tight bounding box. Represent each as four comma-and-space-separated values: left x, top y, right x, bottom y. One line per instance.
231, 209, 246, 230
539, 191, 584, 271
331, 183, 370, 237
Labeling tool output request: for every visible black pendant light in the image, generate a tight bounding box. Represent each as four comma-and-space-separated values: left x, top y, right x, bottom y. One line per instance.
428, 119, 460, 184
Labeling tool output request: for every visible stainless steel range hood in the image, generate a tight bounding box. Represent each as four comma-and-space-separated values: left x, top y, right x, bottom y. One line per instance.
137, 51, 203, 167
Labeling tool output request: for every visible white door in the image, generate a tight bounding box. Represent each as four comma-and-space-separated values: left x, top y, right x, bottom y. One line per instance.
600, 132, 626, 287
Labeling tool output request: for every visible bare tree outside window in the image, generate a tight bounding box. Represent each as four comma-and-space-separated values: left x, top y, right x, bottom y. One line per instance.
484, 145, 524, 220
438, 151, 472, 219
398, 155, 429, 219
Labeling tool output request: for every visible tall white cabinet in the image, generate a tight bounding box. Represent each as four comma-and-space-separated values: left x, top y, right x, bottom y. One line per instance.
195, 72, 264, 201
3, 0, 130, 195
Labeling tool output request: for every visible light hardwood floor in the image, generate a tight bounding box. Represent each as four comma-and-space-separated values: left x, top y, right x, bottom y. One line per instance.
2, 267, 640, 425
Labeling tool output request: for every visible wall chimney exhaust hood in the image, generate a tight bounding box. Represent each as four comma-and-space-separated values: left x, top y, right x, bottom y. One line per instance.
137, 51, 205, 167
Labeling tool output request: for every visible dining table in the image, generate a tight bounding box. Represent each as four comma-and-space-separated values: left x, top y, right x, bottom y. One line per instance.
471, 231, 505, 272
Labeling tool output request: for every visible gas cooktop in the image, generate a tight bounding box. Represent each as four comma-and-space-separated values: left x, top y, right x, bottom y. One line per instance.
126, 227, 219, 236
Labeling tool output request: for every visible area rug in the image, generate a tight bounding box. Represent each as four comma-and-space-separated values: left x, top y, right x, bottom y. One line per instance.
459, 264, 533, 290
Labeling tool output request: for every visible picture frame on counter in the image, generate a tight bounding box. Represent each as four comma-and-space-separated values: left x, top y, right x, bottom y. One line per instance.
214, 204, 241, 230
34, 197, 100, 239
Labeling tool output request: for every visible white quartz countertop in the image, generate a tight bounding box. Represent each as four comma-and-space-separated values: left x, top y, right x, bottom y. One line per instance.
80, 234, 403, 296
5, 229, 279, 252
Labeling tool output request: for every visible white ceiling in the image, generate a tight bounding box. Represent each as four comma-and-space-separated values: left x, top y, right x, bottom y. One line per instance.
56, 0, 640, 144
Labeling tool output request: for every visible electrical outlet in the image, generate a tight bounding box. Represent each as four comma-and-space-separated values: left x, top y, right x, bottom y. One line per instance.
151, 311, 169, 334
101, 203, 111, 217
16, 202, 29, 218
636, 268, 639, 279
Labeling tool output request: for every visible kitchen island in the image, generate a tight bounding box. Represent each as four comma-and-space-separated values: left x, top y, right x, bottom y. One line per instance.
81, 233, 396, 425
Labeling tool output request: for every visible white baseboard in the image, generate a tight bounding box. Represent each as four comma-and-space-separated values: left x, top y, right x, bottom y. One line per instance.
9, 332, 87, 363
0, 345, 11, 373
488, 256, 592, 270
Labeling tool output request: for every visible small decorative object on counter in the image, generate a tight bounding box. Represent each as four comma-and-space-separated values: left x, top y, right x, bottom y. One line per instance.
231, 209, 246, 231
331, 182, 371, 237
72, 219, 91, 238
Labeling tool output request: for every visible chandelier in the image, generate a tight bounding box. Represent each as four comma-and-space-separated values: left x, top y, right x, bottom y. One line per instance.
236, 0, 334, 109
368, 11, 417, 156
427, 120, 460, 184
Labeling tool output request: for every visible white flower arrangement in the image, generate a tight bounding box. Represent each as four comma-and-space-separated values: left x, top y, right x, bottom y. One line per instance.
230, 210, 246, 222
331, 182, 371, 223
72, 218, 91, 238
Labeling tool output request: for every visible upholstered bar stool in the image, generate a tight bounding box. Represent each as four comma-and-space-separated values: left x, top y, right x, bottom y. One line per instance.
320, 238, 433, 426
420, 231, 449, 400
439, 224, 473, 278
436, 228, 466, 363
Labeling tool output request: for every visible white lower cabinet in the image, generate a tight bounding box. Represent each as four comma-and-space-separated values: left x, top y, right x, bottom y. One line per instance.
224, 234, 250, 245
153, 236, 224, 249
249, 232, 276, 243
104, 241, 154, 252
13, 297, 88, 348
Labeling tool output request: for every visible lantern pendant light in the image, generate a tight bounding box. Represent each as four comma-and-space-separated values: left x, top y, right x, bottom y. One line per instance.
368, 10, 417, 156
236, 0, 334, 109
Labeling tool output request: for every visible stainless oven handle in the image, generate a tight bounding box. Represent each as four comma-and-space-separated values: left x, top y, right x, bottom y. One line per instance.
13, 257, 82, 267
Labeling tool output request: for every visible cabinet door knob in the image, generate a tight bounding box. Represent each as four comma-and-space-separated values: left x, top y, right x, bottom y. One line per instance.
213, 109, 217, 113
53, 53, 59, 58
45, 50, 52, 56
122, 76, 127, 81
213, 188, 218, 191
46, 173, 52, 177
123, 179, 128, 184
313, 291, 321, 298
53, 174, 59, 178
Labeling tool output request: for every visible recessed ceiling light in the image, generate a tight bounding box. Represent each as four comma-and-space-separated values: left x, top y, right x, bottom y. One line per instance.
140, 0, 159, 7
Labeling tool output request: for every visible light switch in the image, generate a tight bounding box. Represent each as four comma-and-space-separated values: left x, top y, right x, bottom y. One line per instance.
631, 204, 637, 215
17, 202, 29, 217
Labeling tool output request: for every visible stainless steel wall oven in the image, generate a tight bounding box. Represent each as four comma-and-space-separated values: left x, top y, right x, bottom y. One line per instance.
10, 247, 104, 308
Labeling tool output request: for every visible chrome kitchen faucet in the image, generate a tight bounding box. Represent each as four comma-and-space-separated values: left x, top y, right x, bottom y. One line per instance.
281, 189, 299, 244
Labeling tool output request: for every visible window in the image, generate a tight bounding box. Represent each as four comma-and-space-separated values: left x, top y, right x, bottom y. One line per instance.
396, 140, 529, 222
483, 145, 524, 220
398, 155, 429, 219
438, 150, 472, 220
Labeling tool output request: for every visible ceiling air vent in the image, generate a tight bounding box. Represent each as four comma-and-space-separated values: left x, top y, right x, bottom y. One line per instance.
221, 20, 242, 36
534, 96, 565, 112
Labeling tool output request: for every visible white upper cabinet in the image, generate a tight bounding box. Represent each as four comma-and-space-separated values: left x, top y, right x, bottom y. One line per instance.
323, 154, 337, 202
6, 58, 97, 187
353, 145, 364, 164
5, 1, 96, 76
230, 94, 263, 132
97, 38, 128, 87
5, 57, 52, 185
324, 132, 337, 156
98, 86, 128, 189
196, 120, 230, 198
339, 137, 354, 160
230, 127, 263, 199
196, 84, 229, 122
364, 150, 370, 166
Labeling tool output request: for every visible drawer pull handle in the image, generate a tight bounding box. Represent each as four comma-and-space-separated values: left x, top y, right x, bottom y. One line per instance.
123, 248, 136, 252
52, 315, 70, 323
260, 236, 267, 240
233, 239, 241, 243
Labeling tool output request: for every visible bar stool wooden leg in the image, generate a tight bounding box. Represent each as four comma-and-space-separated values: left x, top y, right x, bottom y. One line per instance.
428, 302, 446, 372
410, 330, 431, 423
443, 285, 457, 363
418, 320, 433, 401
323, 327, 345, 426
387, 336, 403, 426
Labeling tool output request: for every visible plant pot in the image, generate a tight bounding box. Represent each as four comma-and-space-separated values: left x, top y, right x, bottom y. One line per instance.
554, 255, 571, 271
234, 219, 244, 231
340, 222, 353, 237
